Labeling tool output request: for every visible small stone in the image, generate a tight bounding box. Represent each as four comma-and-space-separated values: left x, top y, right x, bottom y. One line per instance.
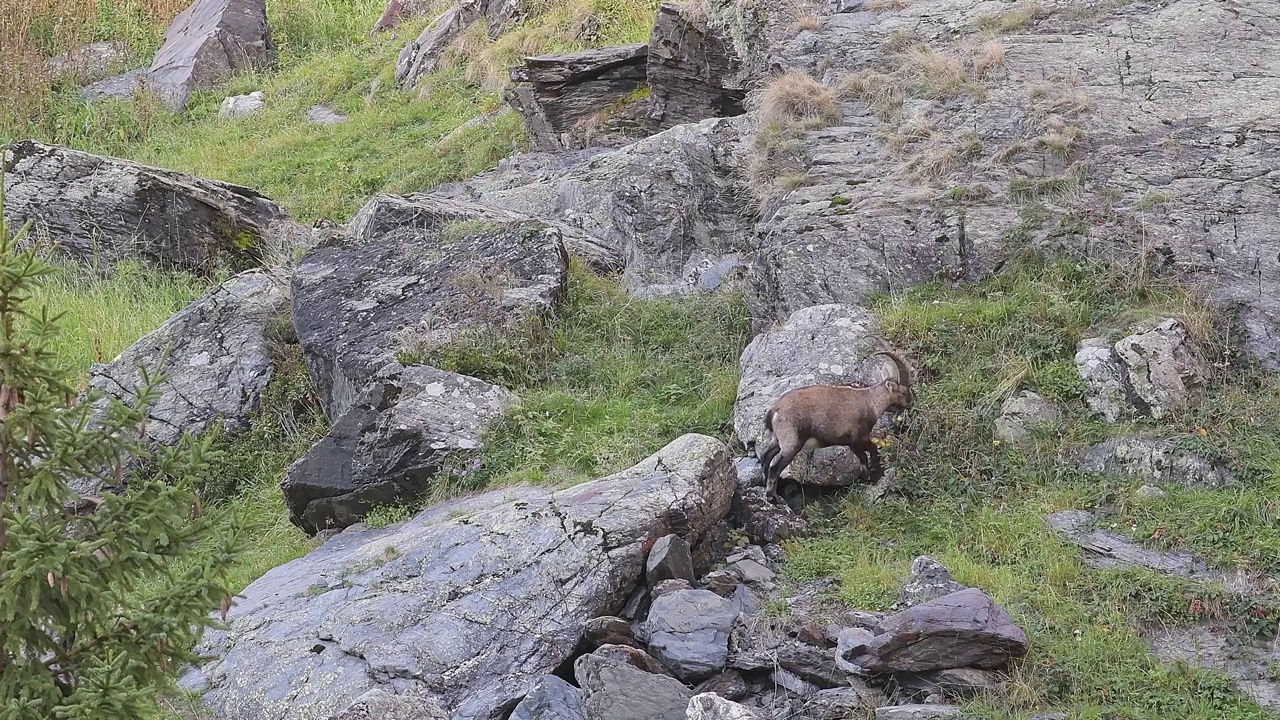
836, 627, 875, 674
584, 616, 635, 648
771, 667, 818, 696
648, 534, 696, 587
874, 705, 963, 720
731, 558, 776, 585
1136, 484, 1167, 500
795, 623, 829, 648
693, 670, 750, 701
845, 610, 886, 631
654, 579, 694, 597
726, 545, 769, 566
702, 570, 740, 597
307, 104, 350, 125
898, 556, 967, 609
686, 693, 762, 720
219, 90, 265, 119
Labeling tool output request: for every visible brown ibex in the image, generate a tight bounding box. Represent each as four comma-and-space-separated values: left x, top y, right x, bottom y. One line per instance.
756, 348, 915, 500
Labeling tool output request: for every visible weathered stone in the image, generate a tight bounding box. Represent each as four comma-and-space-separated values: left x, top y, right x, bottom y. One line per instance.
690, 520, 734, 578
3, 140, 296, 274
220, 90, 266, 119
394, 0, 522, 89
191, 433, 735, 720
1136, 484, 1167, 501
994, 391, 1061, 446
592, 643, 672, 676
836, 627, 876, 675
894, 667, 1009, 701
702, 570, 740, 597
686, 693, 761, 720
734, 486, 810, 544
46, 41, 130, 84
81, 68, 152, 102
583, 616, 635, 649
1150, 621, 1280, 712
792, 686, 877, 719
655, 579, 694, 596
1077, 321, 1206, 422
771, 667, 819, 696
438, 115, 753, 295
292, 193, 567, 420
693, 670, 750, 702
325, 689, 448, 720
642, 589, 739, 681
510, 675, 586, 720
898, 556, 968, 609
1080, 436, 1233, 488
849, 589, 1030, 673
79, 269, 289, 494
281, 362, 517, 534
307, 105, 350, 125
646, 0, 767, 130
874, 705, 962, 720
577, 652, 693, 720
506, 44, 649, 152
731, 629, 849, 689
731, 558, 775, 585
148, 0, 275, 110
648, 533, 697, 587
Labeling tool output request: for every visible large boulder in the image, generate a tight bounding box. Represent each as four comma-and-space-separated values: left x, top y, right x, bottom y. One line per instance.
85, 0, 274, 109
1076, 320, 1206, 422
189, 433, 736, 720
845, 588, 1030, 674
87, 268, 288, 448
733, 304, 907, 485
505, 45, 649, 152
291, 194, 568, 421
437, 116, 754, 296
280, 362, 518, 534
2, 141, 299, 275
576, 652, 693, 720
510, 676, 586, 720
640, 589, 740, 681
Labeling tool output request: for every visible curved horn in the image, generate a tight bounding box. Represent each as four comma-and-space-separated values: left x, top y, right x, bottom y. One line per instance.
871, 349, 912, 391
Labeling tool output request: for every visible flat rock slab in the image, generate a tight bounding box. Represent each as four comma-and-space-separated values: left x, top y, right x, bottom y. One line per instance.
1149, 621, 1280, 712
1079, 436, 1233, 488
86, 268, 288, 448
848, 588, 1029, 673
281, 362, 518, 534
3, 141, 298, 275
190, 433, 736, 720
291, 193, 568, 421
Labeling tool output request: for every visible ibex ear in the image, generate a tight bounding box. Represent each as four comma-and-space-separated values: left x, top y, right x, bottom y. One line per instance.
884, 379, 900, 391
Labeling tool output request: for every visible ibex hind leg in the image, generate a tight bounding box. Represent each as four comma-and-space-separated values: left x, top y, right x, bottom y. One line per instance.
765, 442, 802, 503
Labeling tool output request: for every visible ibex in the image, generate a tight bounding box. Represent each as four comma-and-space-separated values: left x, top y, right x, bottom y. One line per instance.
756, 348, 915, 501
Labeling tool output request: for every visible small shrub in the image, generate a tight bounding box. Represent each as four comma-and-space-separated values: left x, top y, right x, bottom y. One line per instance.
840, 71, 904, 121
867, 0, 909, 10
750, 71, 843, 128
899, 45, 976, 100
365, 503, 417, 528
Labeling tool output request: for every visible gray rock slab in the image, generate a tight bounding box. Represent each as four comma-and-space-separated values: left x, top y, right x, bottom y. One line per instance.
191, 433, 735, 720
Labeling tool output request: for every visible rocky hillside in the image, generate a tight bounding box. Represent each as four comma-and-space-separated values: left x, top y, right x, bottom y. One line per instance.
5, 0, 1280, 718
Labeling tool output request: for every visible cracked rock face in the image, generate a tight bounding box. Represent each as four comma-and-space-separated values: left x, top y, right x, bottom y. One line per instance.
848, 588, 1029, 673
291, 193, 568, 421
1076, 319, 1205, 422
2, 140, 298, 275
432, 116, 755, 296
76, 269, 288, 496
281, 362, 519, 535
189, 433, 736, 720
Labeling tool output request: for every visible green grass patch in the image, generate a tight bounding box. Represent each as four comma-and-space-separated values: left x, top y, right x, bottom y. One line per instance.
782, 250, 1280, 718
400, 261, 752, 490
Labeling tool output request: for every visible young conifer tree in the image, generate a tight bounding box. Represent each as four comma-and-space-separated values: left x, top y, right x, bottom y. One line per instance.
0, 170, 242, 719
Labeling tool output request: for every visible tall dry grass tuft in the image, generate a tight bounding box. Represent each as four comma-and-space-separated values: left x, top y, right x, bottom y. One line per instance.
749, 70, 843, 127
0, 0, 186, 133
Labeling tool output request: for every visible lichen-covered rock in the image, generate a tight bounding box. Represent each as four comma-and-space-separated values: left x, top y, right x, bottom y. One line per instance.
220, 90, 266, 119
281, 362, 519, 534
510, 676, 586, 720
1076, 320, 1206, 422
874, 705, 962, 720
190, 433, 735, 720
848, 588, 1030, 673
45, 41, 130, 84
325, 690, 447, 720
577, 651, 693, 720
641, 589, 740, 681
291, 193, 568, 421
994, 391, 1061, 446
1081, 436, 1233, 488
506, 45, 649, 152
148, 0, 275, 110
3, 140, 297, 274
897, 556, 968, 609
85, 266, 287, 441
438, 116, 754, 295
687, 693, 760, 720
